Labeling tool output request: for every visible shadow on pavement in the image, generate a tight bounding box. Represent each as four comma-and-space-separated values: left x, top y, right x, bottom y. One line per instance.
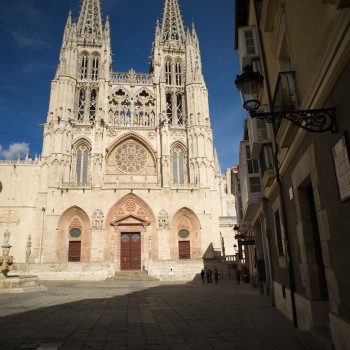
0, 279, 304, 350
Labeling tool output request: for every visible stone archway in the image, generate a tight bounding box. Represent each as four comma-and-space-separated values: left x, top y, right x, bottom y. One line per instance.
56, 206, 91, 262
170, 208, 201, 260
105, 194, 156, 271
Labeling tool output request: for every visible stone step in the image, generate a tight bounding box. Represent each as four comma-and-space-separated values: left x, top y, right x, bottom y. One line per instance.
108, 270, 159, 281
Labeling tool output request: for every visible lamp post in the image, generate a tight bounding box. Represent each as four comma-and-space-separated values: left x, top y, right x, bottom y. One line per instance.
235, 65, 336, 133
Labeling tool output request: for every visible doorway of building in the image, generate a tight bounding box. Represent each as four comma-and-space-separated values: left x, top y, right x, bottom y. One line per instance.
305, 184, 329, 301
68, 241, 81, 262
120, 233, 141, 270
299, 183, 328, 301
179, 241, 190, 259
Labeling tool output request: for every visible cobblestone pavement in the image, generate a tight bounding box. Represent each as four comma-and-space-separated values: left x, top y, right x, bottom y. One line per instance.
0, 279, 306, 350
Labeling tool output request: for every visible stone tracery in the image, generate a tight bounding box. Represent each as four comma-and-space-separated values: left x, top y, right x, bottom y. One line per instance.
115, 140, 148, 174
108, 88, 155, 127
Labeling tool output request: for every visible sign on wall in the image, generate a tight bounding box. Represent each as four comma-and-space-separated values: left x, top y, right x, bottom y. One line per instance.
331, 132, 350, 202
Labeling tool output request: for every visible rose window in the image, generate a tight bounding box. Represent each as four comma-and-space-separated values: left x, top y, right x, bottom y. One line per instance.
115, 140, 147, 173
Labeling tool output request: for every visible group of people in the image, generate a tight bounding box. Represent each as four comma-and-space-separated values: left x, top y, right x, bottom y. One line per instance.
200, 267, 242, 284
201, 268, 219, 284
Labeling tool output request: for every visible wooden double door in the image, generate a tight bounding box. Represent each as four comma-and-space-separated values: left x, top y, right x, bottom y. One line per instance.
68, 241, 81, 262
120, 233, 141, 270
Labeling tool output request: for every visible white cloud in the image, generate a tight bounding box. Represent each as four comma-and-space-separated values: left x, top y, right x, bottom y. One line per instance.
0, 143, 29, 160
10, 30, 50, 49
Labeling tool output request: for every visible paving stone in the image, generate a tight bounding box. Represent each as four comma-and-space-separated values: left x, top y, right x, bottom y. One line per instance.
0, 280, 309, 350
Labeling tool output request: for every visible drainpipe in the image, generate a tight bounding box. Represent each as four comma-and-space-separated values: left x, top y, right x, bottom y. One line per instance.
262, 197, 275, 306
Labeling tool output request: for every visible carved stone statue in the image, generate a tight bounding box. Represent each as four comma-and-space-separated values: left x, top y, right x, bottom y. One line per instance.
1, 229, 15, 278
3, 229, 10, 246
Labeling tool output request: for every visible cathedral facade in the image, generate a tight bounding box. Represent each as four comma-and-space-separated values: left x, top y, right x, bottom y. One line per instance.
0, 0, 235, 280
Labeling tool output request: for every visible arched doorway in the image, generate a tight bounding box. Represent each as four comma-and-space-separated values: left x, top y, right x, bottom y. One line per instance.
170, 208, 202, 260
105, 194, 156, 271
57, 206, 91, 262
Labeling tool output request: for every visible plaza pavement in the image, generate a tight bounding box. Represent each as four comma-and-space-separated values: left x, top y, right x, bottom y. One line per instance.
0, 278, 320, 350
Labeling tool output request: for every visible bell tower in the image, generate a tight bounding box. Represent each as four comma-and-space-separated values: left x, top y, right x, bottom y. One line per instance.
42, 0, 112, 188
151, 0, 215, 188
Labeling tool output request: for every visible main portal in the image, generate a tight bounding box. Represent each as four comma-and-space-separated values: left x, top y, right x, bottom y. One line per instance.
120, 233, 141, 270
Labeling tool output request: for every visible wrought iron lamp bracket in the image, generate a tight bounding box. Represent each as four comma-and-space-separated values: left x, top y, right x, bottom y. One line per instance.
251, 107, 336, 133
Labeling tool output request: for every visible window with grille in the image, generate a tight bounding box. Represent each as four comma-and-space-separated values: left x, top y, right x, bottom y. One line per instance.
91, 56, 99, 81
175, 62, 182, 86
165, 61, 172, 85
89, 90, 97, 121
166, 93, 172, 123
176, 94, 183, 124
81, 56, 88, 80
78, 89, 85, 122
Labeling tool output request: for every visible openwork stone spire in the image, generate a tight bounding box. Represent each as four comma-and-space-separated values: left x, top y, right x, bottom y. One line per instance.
77, 0, 103, 38
161, 0, 186, 44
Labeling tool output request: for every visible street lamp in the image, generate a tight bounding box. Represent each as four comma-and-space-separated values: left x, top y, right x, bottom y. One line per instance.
235, 65, 336, 133
234, 65, 264, 112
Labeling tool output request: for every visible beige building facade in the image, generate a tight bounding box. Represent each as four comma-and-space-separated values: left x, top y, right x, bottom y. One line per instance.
234, 0, 350, 349
0, 0, 236, 280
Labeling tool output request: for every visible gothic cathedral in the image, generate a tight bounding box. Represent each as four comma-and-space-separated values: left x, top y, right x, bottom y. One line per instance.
0, 0, 235, 280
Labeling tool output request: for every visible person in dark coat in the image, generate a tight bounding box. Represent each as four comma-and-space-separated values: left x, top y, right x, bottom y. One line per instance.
200, 269, 205, 283
214, 268, 219, 284
235, 268, 241, 284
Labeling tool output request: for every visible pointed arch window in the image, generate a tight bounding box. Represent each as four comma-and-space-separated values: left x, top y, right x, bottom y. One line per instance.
165, 61, 172, 85
176, 94, 183, 124
172, 146, 186, 184
76, 144, 89, 183
81, 56, 88, 80
175, 62, 182, 86
166, 93, 173, 123
89, 90, 97, 121
78, 89, 86, 122
91, 56, 99, 81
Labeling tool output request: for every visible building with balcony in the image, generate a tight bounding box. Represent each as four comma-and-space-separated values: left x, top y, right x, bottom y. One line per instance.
234, 0, 350, 348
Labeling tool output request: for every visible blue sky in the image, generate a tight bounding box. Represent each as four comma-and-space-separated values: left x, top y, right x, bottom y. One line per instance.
0, 0, 246, 171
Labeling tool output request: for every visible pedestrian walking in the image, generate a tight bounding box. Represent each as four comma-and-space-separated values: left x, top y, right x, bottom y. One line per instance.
206, 268, 210, 283
200, 269, 205, 283
235, 268, 241, 284
214, 268, 219, 284
205, 267, 212, 283
209, 268, 213, 283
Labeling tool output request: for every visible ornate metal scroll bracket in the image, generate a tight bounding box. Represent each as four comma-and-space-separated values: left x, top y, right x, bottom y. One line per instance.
251, 107, 337, 133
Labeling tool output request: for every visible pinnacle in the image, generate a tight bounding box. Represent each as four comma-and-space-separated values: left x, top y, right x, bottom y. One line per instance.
160, 0, 186, 44
77, 0, 103, 38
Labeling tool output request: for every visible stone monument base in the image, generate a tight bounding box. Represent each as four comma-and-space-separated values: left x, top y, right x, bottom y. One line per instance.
0, 275, 47, 294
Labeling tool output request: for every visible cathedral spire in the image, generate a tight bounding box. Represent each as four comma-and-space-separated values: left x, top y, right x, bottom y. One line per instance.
77, 0, 103, 38
160, 0, 186, 44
